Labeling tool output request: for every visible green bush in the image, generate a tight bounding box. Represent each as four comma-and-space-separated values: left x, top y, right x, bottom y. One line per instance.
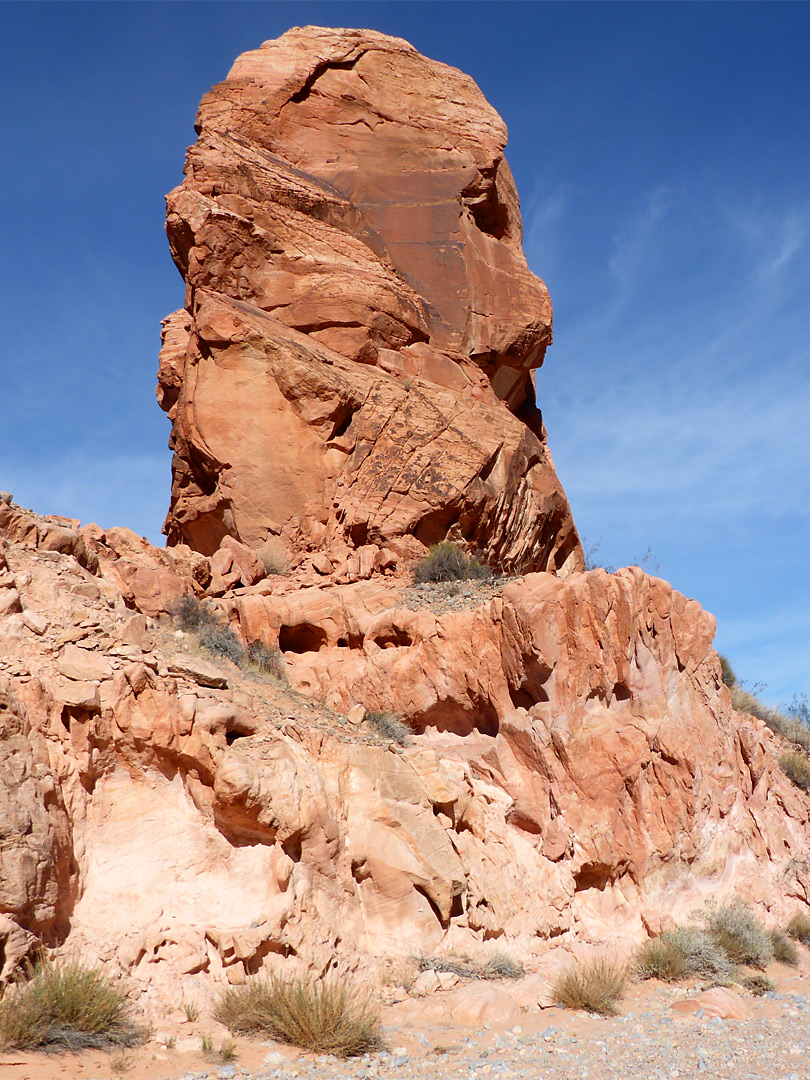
551, 957, 627, 1016
413, 542, 491, 585
214, 974, 382, 1057
198, 622, 244, 664
0, 958, 143, 1052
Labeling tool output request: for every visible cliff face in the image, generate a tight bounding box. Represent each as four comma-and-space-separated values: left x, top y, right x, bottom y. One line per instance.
2, 27, 809, 1021
158, 26, 581, 575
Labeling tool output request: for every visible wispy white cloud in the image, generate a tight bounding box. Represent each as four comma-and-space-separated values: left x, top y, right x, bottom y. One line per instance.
0, 450, 171, 545
608, 186, 674, 288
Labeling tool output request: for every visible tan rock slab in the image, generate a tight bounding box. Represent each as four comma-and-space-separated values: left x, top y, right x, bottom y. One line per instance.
49, 679, 100, 710
167, 652, 228, 689
58, 643, 113, 682
21, 610, 48, 635
670, 987, 753, 1021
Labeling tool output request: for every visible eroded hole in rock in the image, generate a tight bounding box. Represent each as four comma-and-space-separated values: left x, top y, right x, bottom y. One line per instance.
281, 832, 303, 863
336, 633, 363, 649
374, 626, 413, 649
414, 884, 448, 929
278, 622, 328, 654
613, 681, 631, 702
348, 521, 368, 546
414, 507, 459, 548
449, 893, 465, 920
225, 729, 250, 746
508, 686, 537, 711
245, 939, 295, 976
411, 700, 499, 738
574, 862, 613, 893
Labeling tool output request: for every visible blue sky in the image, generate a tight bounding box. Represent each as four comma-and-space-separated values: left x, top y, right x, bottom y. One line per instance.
1, 2, 808, 705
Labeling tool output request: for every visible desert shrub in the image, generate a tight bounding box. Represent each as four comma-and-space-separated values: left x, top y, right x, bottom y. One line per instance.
634, 927, 735, 985
0, 958, 143, 1052
198, 622, 245, 665
786, 910, 810, 943
551, 957, 627, 1016
730, 685, 810, 754
697, 902, 772, 970
366, 710, 412, 746
259, 539, 289, 577
246, 641, 287, 682
719, 655, 737, 688
634, 934, 689, 982
214, 974, 382, 1057
785, 693, 810, 727
477, 952, 525, 979
412, 542, 491, 585
417, 952, 524, 981
780, 751, 810, 792
742, 973, 775, 996
172, 593, 212, 632
768, 928, 799, 965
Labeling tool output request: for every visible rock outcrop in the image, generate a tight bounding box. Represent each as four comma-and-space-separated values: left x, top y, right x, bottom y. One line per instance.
2, 495, 810, 1014
158, 26, 581, 575
1, 27, 809, 1031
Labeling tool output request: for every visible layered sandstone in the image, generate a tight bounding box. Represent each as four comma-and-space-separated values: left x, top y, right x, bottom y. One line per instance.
2, 27, 810, 1038
158, 26, 581, 574
2, 497, 810, 1015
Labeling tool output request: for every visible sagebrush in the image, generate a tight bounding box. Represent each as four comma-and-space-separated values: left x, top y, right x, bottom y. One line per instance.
696, 902, 772, 970
634, 926, 735, 985
214, 974, 382, 1057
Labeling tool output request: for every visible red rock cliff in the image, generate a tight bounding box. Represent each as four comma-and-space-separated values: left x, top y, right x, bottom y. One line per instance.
158, 26, 581, 574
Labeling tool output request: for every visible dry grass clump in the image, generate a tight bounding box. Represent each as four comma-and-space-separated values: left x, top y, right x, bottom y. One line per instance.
768, 929, 799, 966
0, 958, 143, 1052
742, 973, 776, 996
697, 902, 772, 970
244, 641, 287, 683
779, 751, 810, 792
634, 926, 735, 985
366, 710, 412, 746
551, 957, 627, 1016
417, 951, 524, 981
786, 910, 810, 943
172, 594, 286, 683
730, 684, 810, 755
413, 541, 491, 585
214, 974, 382, 1057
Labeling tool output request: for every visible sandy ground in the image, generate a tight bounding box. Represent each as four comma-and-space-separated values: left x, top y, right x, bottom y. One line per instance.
2, 958, 809, 1080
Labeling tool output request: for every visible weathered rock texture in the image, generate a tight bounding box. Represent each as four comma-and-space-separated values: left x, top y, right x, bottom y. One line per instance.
2, 497, 810, 1015
2, 28, 810, 1028
158, 26, 581, 575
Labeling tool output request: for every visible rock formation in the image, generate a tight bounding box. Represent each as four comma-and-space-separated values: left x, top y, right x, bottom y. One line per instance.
158, 26, 581, 575
2, 26, 810, 1029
